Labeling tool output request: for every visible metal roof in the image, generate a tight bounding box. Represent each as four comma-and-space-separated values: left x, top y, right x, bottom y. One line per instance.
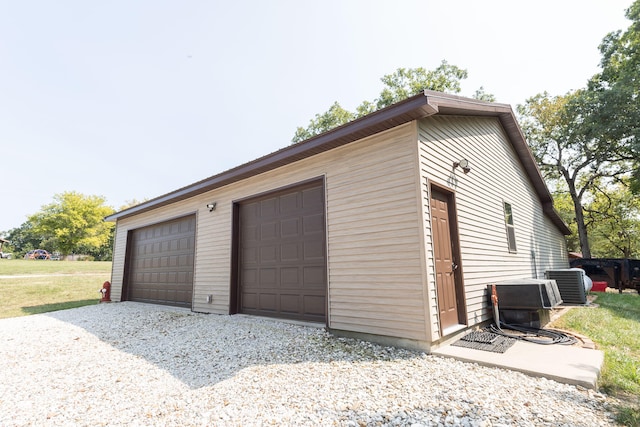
105, 90, 570, 235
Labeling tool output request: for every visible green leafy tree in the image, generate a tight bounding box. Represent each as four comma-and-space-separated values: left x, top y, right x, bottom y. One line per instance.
373, 62, 468, 110
292, 102, 355, 144
473, 86, 497, 102
78, 199, 145, 261
29, 192, 115, 258
585, 181, 640, 258
518, 91, 631, 258
587, 0, 640, 191
3, 222, 45, 257
292, 60, 493, 143
552, 180, 640, 258
527, 2, 639, 258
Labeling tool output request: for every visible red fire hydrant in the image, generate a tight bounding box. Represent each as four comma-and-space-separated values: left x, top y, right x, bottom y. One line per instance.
99, 281, 112, 303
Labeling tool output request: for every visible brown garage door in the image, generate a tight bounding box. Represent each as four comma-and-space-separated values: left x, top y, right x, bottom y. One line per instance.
125, 215, 196, 308
237, 180, 327, 322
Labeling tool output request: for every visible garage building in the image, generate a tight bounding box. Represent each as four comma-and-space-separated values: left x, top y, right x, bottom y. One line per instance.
106, 91, 570, 351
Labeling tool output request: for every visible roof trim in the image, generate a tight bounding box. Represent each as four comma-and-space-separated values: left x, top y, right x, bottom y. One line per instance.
105, 91, 570, 235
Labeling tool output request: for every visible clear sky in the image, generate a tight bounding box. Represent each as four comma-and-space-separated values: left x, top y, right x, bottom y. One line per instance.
0, 0, 633, 233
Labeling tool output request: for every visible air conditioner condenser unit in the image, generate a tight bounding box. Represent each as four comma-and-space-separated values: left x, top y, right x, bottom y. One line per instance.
545, 268, 592, 305
490, 279, 563, 310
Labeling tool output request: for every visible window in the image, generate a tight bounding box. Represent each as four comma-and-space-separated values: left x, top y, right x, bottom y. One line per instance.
503, 202, 517, 253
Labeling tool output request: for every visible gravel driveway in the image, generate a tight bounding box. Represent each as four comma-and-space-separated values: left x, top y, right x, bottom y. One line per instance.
0, 302, 617, 426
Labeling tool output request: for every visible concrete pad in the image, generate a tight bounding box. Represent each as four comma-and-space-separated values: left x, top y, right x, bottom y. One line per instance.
432, 340, 604, 389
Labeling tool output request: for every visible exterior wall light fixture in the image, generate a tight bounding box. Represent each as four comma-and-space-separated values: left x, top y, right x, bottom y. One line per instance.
206, 202, 217, 212
453, 158, 471, 174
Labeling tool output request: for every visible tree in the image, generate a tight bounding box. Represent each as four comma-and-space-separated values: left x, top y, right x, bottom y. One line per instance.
292, 102, 355, 145
585, 181, 640, 258
473, 86, 496, 102
373, 62, 468, 110
292, 60, 492, 143
28, 192, 115, 258
551, 180, 640, 258
524, 1, 640, 257
2, 222, 43, 257
517, 91, 632, 258
587, 0, 640, 191
521, 2, 639, 258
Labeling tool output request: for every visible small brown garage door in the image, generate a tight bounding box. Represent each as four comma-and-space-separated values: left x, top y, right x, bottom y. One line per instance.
237, 180, 327, 322
125, 215, 196, 308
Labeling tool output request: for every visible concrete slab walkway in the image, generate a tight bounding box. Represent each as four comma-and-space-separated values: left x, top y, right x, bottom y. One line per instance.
432, 340, 604, 389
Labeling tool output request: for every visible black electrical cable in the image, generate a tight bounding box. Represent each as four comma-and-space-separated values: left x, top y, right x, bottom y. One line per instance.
487, 322, 578, 345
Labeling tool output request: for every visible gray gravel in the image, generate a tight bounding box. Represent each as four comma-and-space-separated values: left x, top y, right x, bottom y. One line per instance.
0, 302, 618, 426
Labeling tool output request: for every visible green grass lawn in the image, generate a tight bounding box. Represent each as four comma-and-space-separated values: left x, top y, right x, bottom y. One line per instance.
0, 259, 112, 319
0, 258, 112, 276
551, 291, 640, 425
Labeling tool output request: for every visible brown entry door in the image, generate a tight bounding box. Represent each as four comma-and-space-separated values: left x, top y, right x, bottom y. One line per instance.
431, 188, 461, 332
236, 181, 327, 323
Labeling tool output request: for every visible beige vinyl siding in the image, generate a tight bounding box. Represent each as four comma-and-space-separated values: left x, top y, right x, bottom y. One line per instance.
111, 122, 430, 341
325, 124, 427, 340
418, 116, 568, 340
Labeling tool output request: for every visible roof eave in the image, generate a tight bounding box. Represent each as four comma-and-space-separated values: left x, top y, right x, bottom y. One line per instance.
105, 94, 438, 221
106, 91, 571, 236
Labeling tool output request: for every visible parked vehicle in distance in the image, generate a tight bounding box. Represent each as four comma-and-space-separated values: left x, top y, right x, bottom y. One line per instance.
0, 238, 11, 259
570, 258, 640, 293
50, 252, 61, 261
24, 249, 51, 260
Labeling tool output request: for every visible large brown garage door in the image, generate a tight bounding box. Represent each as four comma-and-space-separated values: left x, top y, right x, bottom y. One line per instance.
125, 215, 196, 308
237, 180, 327, 322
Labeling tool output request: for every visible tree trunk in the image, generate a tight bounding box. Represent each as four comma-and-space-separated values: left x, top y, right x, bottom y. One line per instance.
569, 186, 592, 258
623, 241, 631, 258
561, 165, 592, 258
